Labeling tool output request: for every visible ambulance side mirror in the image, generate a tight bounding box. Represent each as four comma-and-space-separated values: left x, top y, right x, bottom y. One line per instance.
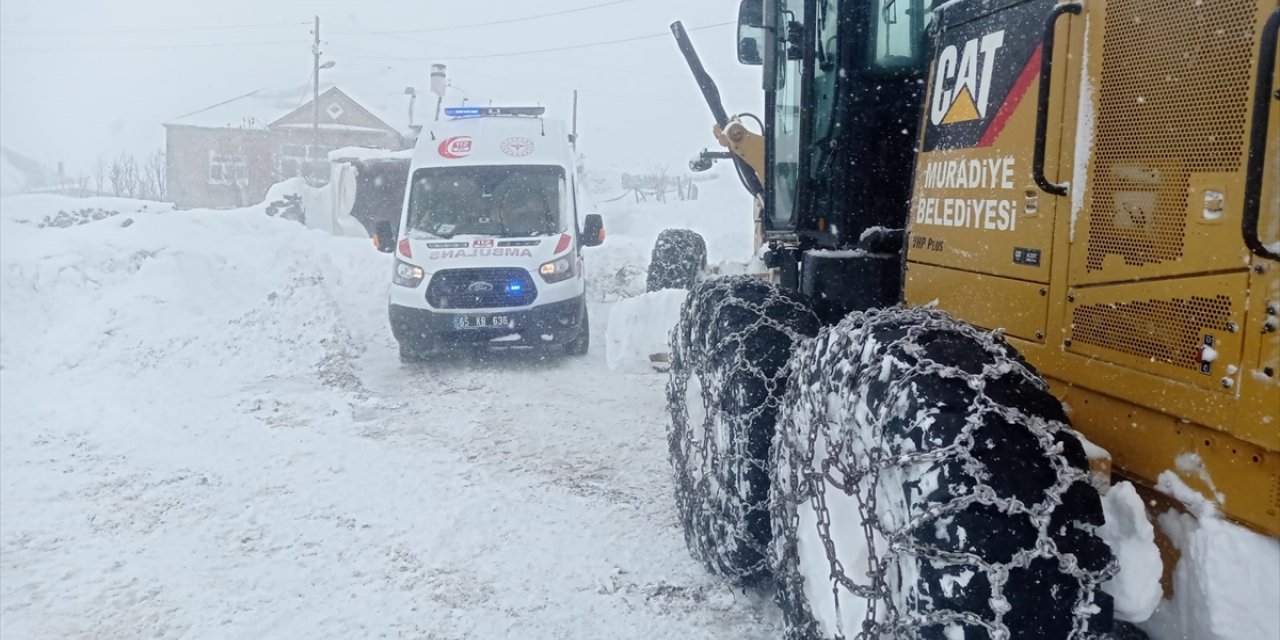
373, 219, 396, 254
581, 214, 605, 247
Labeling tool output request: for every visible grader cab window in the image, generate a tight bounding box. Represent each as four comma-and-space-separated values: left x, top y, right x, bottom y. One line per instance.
872, 0, 928, 70
770, 0, 807, 230
811, 0, 841, 143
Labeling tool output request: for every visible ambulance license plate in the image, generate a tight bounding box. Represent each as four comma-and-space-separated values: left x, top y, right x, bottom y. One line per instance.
453, 314, 512, 330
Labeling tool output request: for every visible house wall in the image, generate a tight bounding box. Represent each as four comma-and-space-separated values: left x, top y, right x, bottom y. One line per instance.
273, 127, 402, 183
165, 125, 274, 209
165, 125, 403, 210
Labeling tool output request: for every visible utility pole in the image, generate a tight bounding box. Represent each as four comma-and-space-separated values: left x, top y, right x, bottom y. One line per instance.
312, 15, 321, 143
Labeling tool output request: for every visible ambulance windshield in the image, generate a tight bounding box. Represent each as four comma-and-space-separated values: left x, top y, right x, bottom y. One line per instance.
406, 165, 563, 238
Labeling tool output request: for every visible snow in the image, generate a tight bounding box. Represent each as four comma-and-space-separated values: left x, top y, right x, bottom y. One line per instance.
1069, 22, 1094, 243
262, 177, 366, 238
1, 146, 62, 196
329, 146, 415, 162
606, 289, 687, 373
1200, 345, 1219, 363
1142, 510, 1280, 640
1098, 482, 1163, 623
0, 169, 775, 638
1156, 468, 1222, 519
586, 171, 756, 292
0, 193, 172, 227
166, 84, 410, 135
2, 159, 1272, 638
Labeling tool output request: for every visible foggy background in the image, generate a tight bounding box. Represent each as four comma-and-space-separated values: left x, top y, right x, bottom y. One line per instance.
0, 0, 762, 179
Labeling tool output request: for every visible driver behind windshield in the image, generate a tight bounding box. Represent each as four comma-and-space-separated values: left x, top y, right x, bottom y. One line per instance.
408, 165, 562, 238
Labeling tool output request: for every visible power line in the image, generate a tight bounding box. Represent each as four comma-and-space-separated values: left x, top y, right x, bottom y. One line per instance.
334, 0, 637, 35
169, 88, 267, 123
0, 39, 303, 54
0, 21, 309, 35
325, 39, 682, 80
340, 21, 733, 62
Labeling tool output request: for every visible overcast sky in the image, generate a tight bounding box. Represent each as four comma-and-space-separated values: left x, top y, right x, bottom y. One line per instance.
0, 0, 761, 177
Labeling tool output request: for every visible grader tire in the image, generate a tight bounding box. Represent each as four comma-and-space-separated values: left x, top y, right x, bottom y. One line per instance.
771, 307, 1118, 640
666, 276, 820, 584
646, 228, 708, 292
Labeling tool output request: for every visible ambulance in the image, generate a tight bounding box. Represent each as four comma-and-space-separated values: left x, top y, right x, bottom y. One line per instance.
374, 106, 604, 361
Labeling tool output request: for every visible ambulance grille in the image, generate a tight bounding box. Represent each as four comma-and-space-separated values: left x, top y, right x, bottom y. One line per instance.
427, 268, 538, 309
1070, 294, 1232, 370
1087, 0, 1257, 272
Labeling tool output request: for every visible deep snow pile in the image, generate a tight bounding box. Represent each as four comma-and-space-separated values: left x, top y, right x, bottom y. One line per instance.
0, 196, 385, 381
605, 288, 687, 373
1098, 482, 1163, 623
1141, 480, 1280, 640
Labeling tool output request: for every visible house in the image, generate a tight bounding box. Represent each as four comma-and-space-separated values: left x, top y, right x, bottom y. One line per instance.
164, 86, 409, 209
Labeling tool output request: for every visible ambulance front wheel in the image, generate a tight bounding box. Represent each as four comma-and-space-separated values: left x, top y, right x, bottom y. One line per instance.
565, 305, 590, 356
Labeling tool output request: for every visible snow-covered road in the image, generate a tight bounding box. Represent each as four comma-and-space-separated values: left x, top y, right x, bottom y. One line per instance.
0, 181, 783, 638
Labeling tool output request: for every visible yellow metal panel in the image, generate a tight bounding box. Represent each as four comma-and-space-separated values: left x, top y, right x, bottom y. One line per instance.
1238, 264, 1280, 449
905, 4, 1076, 285
1065, 273, 1250, 392
905, 263, 1047, 343
1068, 0, 1272, 286
1011, 336, 1251, 446
1046, 381, 1280, 537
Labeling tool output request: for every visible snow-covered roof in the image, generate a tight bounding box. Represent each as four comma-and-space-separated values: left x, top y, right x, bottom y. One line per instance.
165, 84, 311, 130
328, 146, 414, 162
165, 83, 412, 135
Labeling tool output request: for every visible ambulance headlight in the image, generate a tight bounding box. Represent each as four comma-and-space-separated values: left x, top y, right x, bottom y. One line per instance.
394, 259, 425, 287
538, 256, 575, 283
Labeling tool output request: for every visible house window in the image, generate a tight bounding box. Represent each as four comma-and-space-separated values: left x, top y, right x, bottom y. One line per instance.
209, 150, 247, 186
279, 143, 331, 184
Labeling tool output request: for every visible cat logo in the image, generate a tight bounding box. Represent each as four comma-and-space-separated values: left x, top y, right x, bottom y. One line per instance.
930, 31, 1006, 126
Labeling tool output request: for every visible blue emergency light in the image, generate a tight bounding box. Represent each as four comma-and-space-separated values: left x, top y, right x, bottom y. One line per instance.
444, 106, 547, 118
507, 282, 524, 294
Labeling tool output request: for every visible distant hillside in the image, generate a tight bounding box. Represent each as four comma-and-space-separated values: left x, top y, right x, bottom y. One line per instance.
0, 146, 62, 196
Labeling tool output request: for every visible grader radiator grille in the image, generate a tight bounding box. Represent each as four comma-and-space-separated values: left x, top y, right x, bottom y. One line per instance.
1071, 294, 1232, 371
1087, 0, 1257, 272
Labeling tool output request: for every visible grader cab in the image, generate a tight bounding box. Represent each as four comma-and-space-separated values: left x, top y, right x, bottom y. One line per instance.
659, 0, 1278, 638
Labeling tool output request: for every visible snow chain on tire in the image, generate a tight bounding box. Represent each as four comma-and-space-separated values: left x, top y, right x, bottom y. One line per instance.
667, 276, 820, 584
771, 307, 1118, 640
647, 228, 708, 292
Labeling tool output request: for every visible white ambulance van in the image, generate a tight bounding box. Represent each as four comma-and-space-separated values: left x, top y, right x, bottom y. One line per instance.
374, 106, 604, 361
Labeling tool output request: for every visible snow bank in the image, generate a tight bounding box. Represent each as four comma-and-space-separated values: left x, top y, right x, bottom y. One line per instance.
1142, 509, 1280, 640
1098, 482, 1162, 623
263, 177, 366, 238
0, 193, 172, 226
605, 289, 686, 373
0, 192, 781, 640
0, 195, 389, 380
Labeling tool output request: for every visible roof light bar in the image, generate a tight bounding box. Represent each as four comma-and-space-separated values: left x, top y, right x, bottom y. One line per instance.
444, 106, 546, 118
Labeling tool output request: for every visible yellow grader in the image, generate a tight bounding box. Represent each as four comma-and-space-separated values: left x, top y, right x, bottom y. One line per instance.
654, 0, 1279, 638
